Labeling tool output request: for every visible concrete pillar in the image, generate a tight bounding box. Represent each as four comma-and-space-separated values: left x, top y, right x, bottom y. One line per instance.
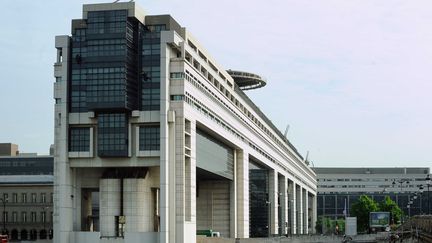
236, 150, 249, 238
53, 35, 73, 243
290, 180, 296, 235
279, 175, 288, 235
230, 151, 237, 238
124, 178, 153, 232
269, 170, 278, 235
99, 179, 120, 237
297, 184, 303, 234
311, 193, 317, 234
304, 189, 308, 234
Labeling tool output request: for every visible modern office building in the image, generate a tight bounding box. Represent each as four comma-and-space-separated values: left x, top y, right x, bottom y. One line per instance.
313, 167, 431, 220
53, 2, 317, 243
0, 154, 54, 241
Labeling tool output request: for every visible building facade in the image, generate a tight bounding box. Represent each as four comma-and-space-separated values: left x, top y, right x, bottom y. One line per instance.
313, 167, 431, 221
0, 155, 54, 241
53, 2, 317, 243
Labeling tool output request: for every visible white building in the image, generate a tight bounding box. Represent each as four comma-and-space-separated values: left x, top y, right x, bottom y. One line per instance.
53, 2, 317, 243
313, 167, 431, 219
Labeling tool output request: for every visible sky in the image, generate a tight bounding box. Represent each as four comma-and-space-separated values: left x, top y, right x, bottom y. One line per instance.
0, 0, 431, 169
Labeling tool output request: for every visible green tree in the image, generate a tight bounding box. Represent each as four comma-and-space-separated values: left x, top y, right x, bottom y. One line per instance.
378, 196, 403, 225
351, 195, 378, 232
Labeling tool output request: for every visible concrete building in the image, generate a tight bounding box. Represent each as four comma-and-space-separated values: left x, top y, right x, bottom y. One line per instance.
53, 2, 317, 243
313, 167, 431, 220
0, 155, 54, 241
0, 143, 19, 156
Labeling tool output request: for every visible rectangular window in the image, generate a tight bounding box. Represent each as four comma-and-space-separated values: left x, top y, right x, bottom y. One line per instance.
22, 193, 27, 203
170, 95, 184, 101
41, 212, 46, 223
170, 72, 184, 79
41, 193, 46, 203
31, 212, 37, 222
3, 193, 8, 201
139, 125, 160, 151
31, 193, 37, 203
22, 212, 27, 223
12, 212, 18, 223
12, 193, 17, 203
98, 113, 128, 157
69, 127, 90, 152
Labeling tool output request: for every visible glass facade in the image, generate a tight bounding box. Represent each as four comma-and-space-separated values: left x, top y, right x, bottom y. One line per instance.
317, 192, 429, 219
141, 25, 164, 110
249, 162, 269, 238
69, 127, 90, 152
139, 125, 160, 151
97, 113, 128, 157
196, 129, 234, 180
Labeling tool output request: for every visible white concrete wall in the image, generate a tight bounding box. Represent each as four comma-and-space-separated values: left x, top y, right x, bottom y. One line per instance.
124, 178, 153, 232
99, 179, 120, 237
196, 180, 231, 237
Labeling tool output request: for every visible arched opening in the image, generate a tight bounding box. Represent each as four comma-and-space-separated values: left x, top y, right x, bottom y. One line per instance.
30, 229, 37, 240
11, 229, 18, 240
20, 229, 28, 240
40, 229, 47, 239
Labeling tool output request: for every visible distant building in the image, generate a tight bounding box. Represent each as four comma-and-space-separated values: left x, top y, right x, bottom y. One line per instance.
313, 167, 431, 221
0, 143, 19, 156
0, 152, 54, 241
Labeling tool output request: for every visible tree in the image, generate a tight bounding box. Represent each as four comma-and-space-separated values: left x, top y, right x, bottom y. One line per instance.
351, 195, 378, 232
378, 196, 403, 225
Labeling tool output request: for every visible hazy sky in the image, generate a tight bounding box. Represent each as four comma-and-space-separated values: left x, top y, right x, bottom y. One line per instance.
0, 0, 431, 169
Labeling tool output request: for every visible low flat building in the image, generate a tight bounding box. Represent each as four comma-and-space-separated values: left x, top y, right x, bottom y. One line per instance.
0, 154, 54, 241
313, 167, 431, 220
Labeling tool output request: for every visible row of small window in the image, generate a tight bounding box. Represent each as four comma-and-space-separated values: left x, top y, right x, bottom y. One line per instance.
87, 44, 125, 51
185, 55, 303, 167
87, 22, 126, 34
69, 126, 160, 152
2, 193, 52, 204
2, 211, 52, 223
88, 10, 127, 17
72, 67, 125, 75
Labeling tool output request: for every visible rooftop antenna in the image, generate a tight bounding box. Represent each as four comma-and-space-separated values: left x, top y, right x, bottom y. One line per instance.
284, 124, 290, 138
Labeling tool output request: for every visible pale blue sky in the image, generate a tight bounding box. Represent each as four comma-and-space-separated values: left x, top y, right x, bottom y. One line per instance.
0, 0, 431, 169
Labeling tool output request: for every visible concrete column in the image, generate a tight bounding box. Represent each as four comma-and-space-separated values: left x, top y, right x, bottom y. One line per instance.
297, 184, 303, 234
53, 35, 73, 243
124, 178, 153, 232
289, 180, 296, 235
279, 175, 288, 235
236, 150, 249, 238
160, 34, 171, 243
269, 170, 278, 235
304, 189, 308, 234
311, 193, 317, 234
99, 179, 120, 237
230, 151, 237, 238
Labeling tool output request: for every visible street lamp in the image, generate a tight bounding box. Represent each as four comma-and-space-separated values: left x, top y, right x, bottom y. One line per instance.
392, 179, 409, 215
426, 174, 431, 215
0, 198, 8, 235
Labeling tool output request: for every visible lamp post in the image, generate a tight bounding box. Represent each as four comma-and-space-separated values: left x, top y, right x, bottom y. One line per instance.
426, 174, 431, 215
0, 198, 7, 235
392, 179, 409, 216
